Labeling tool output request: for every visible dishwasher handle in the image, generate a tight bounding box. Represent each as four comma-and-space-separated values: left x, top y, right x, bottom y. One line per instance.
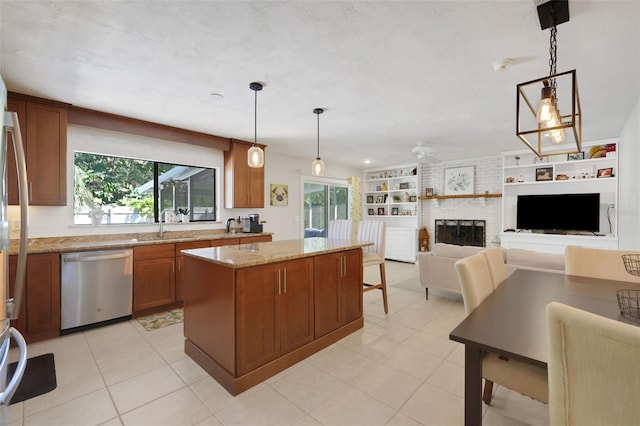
63, 252, 132, 263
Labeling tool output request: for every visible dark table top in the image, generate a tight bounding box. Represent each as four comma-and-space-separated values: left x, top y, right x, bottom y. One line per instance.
450, 269, 640, 368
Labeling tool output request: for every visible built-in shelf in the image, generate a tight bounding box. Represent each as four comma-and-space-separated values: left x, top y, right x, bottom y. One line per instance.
419, 193, 502, 200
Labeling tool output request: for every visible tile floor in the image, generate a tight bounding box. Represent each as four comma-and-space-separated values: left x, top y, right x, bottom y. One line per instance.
2, 261, 549, 426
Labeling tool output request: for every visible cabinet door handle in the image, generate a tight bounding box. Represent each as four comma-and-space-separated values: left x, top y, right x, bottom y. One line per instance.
277, 270, 281, 295
283, 268, 287, 293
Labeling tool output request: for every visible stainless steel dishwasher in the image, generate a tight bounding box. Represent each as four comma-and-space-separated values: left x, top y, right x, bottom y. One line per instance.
61, 249, 133, 332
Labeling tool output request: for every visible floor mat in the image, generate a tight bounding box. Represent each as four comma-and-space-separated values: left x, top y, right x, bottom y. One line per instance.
8, 353, 57, 405
136, 308, 183, 331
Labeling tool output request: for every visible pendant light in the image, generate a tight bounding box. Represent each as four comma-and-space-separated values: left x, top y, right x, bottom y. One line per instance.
311, 108, 325, 176
516, 0, 581, 157
248, 82, 265, 168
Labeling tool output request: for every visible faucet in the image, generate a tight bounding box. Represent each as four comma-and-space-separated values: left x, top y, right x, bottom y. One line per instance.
226, 217, 236, 233
159, 209, 174, 237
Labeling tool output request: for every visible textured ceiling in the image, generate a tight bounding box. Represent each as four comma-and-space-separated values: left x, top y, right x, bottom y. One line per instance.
1, 1, 639, 169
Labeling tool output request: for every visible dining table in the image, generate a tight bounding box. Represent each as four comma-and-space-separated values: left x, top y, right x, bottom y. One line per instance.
449, 268, 640, 426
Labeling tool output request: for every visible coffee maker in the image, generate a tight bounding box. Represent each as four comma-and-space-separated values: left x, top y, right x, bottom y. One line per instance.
242, 213, 263, 233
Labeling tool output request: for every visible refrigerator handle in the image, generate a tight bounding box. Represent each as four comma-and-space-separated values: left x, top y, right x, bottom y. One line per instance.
0, 327, 28, 405
5, 112, 28, 320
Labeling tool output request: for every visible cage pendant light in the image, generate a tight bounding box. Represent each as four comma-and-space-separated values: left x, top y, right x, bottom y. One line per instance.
311, 108, 325, 176
516, 0, 581, 157
248, 82, 265, 168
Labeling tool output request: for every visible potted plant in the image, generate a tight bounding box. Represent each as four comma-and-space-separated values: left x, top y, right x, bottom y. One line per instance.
178, 208, 190, 223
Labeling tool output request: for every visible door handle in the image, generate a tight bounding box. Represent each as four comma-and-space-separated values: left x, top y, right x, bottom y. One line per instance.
283, 268, 287, 293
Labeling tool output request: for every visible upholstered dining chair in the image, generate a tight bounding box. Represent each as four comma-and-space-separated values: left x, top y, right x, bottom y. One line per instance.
479, 247, 508, 289
327, 219, 354, 241
455, 254, 549, 405
357, 220, 388, 314
565, 245, 640, 283
546, 302, 640, 426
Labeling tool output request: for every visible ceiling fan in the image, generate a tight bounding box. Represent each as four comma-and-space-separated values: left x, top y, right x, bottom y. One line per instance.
411, 142, 442, 163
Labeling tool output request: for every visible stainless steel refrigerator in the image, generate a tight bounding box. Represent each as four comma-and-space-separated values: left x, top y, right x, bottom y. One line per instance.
0, 76, 29, 410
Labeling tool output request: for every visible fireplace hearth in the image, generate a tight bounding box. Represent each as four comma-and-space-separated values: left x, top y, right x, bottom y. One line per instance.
435, 219, 486, 247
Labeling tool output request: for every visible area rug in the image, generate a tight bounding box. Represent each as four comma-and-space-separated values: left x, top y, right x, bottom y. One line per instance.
8, 353, 57, 404
136, 308, 183, 331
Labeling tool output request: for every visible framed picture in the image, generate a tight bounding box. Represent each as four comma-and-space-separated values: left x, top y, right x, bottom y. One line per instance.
368, 208, 375, 215
399, 182, 409, 190
535, 167, 553, 181
391, 207, 399, 216
375, 185, 382, 191
533, 156, 547, 164
409, 195, 417, 202
567, 152, 584, 161
444, 166, 474, 195
366, 195, 374, 203
425, 187, 434, 197
269, 184, 288, 206
597, 167, 613, 178
377, 207, 385, 215
376, 195, 384, 203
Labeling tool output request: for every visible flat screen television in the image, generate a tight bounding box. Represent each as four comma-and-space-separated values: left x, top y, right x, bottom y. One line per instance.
516, 193, 600, 233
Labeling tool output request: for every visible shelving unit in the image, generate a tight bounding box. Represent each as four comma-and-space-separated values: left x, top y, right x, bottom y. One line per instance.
364, 166, 419, 218
363, 164, 420, 262
419, 193, 502, 200
501, 139, 619, 252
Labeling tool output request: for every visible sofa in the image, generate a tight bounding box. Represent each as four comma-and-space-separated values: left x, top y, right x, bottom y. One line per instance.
417, 243, 565, 299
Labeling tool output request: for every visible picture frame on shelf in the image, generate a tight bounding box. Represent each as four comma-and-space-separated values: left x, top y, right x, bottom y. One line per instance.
399, 182, 410, 190
377, 207, 385, 215
368, 208, 375, 215
597, 167, 613, 178
375, 185, 382, 191
567, 152, 585, 161
391, 207, 399, 216
425, 188, 434, 197
409, 195, 417, 202
376, 195, 384, 203
444, 166, 474, 195
366, 195, 374, 203
535, 166, 553, 181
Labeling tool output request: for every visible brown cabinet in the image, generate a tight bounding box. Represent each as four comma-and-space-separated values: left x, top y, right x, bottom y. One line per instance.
133, 244, 176, 313
224, 140, 265, 208
5, 98, 27, 206
236, 257, 314, 375
240, 235, 272, 244
6, 94, 68, 206
175, 240, 210, 303
314, 249, 363, 338
8, 253, 60, 342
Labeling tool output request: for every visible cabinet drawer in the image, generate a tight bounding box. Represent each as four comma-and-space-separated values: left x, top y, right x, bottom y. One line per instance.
211, 238, 239, 247
134, 243, 175, 261
241, 235, 272, 244
175, 241, 210, 255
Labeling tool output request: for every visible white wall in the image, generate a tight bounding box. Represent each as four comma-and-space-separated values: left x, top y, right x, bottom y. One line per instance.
618, 97, 640, 250
420, 156, 503, 248
9, 125, 361, 240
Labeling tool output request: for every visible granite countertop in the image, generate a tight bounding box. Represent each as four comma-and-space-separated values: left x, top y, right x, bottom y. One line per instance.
8, 230, 273, 255
182, 237, 373, 268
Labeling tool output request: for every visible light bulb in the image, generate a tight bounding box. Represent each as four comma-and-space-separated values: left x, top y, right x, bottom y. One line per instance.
312, 158, 325, 176
536, 85, 554, 124
544, 108, 565, 144
248, 145, 264, 168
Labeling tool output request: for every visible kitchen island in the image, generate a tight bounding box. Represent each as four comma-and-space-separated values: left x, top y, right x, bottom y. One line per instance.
182, 237, 372, 395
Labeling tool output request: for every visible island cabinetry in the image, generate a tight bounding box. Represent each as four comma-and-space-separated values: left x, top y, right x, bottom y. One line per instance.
239, 235, 272, 243
224, 140, 265, 208
133, 243, 176, 314
7, 94, 68, 206
175, 240, 210, 303
313, 249, 363, 338
236, 258, 314, 376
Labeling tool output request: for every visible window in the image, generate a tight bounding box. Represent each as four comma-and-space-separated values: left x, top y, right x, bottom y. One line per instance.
303, 178, 349, 237
74, 152, 217, 224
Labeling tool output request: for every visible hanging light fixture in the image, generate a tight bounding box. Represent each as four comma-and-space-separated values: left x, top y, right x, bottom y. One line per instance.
516, 0, 581, 157
248, 82, 265, 168
311, 108, 325, 176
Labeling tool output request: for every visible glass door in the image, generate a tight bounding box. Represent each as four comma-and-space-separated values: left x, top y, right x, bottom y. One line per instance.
303, 179, 349, 237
